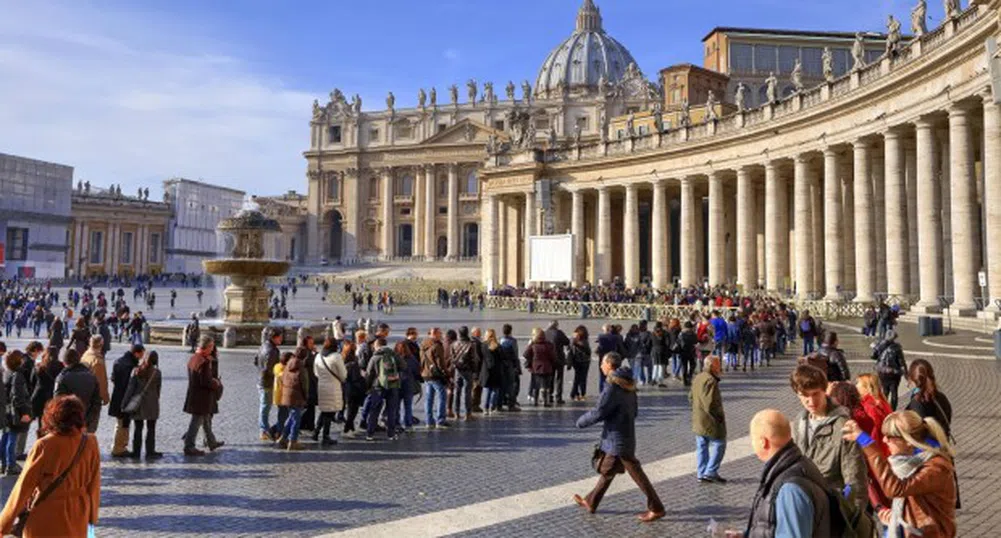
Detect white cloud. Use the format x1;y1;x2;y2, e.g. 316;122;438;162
0;2;314;198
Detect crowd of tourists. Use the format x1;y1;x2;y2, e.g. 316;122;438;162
490;281;757;307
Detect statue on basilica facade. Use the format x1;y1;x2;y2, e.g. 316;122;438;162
329;88;346;106
418;88;427;109
706;91;719;121
84;181;91;194
573;123;582;146
597;73;608;97
653;104;664;131
886;15;902;56
521;80;532;103
312;99;322;120
791;58;804;92
144;187;150;200
735;83;747;112
506;81;516;101
680;100;691;127
626;113;636;137
851;33;867;71
386;92;395;113
483;82;495;104
467;79;478;104
944;0;960;19
524;122;537;149
822;47;835;82
912;0;927;36
548;128;558;148
450;84;459;107
765;72;779;104
429;87;437;108
76;180;83;192
351;94;362;115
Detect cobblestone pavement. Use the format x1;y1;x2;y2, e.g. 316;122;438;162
1;288;999;537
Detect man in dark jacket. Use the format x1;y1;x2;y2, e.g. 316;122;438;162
872;329;906;409
255;329;281;440
573;352;665;523
48;316;64;354
595;325;625;393
743;409;832;538
108;344;143;457
817;331;850;383
450;327;477;420
183;335;223;456
544;320;570;405
54;348;103;434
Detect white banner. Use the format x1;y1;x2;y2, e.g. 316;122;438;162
528;234;573;283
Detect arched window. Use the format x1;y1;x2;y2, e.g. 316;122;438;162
464;171;478;194
757;85;769;105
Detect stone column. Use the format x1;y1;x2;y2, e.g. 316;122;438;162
524;190;536;286
794;155;813;298
424;166;436;258
884;129;910;297
708;172;726;286
984;93;1001;313
939;128;953;297
596;186;612;284
841;159;856;292
485;194;499;288
853;140;876;302
651;180;668;289
413;169;424;259
624;184;640;288
811;171;825;294
905;139;920;296
680;177;697;287
736;167;757;290
765;161;788;292
872;149;887;293
571;189;586;286
306;173;320;263
823;149;844;300
913;118;943;312
106;223;117;275
381;168;394;259
446;164;459;260
755;183;765;287
948;105;979;315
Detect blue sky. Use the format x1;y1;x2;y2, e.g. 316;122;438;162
0;0;934;198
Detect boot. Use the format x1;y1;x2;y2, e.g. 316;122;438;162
287;440;305;451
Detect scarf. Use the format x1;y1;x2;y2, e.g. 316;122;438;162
886;450;934;537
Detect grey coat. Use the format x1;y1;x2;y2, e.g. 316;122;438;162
120;368;162;421
54;363;103;431
792;400;867;508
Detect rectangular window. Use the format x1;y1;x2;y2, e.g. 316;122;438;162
801;47;824;77
493;120;505;131
865;49;882;64
437;123;447;133
120;231;133;264
778;46;799;74
438;178;447;197
327;177;340;201
328;125;342;143
754;45;777;73
400;176;414;196
289;238;296;260
396;123;413;139
89;231;104;264
150;233;161;264
368;128;380;143
438;206;448;215
5;228;28;261
400;208;412;216
638;125;648;135
533;117;550;130
730;43;753;73
575;116;589;132
833;49;850;77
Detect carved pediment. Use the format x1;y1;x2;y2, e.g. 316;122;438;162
421;119;506;146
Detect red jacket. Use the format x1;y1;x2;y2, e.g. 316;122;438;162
183;351;220;416
523;340;556;376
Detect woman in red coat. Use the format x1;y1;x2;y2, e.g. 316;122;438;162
856;373;894;510
522;328;556;407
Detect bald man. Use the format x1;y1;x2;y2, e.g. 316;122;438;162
744;410;832;538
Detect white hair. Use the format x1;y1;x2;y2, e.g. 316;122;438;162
703;355;720;371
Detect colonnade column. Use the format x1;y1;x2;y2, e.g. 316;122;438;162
884;129;909;296
524;190;536;286
413;169;424;259
823;148;843;300
913;118;943;311
984;93;1001;313
623;184;640;288
571;189;586;286
446;164;459;260
736;167;756;289
905;140;920;296
794;155;813;298
811;170;825;294
650;180;668;289
872;149;886;293
948;105;978;315
852;141;876;302
765;162;787;292
381;168;394;259
841;159;856;292
680;177;697;287
596;186;612;284
424;166;436;258
485;194;499;288
708;172;726;286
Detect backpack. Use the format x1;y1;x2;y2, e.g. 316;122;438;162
800;319;812;334
827;488;877;538
696;323;710;344
798;353;828;373
377;352;401;388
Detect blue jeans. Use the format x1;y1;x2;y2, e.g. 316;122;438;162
424;380;447;425
635;355;652;384
1;431;17;468
282;407;304;441
258;387;273;433
671;354;682;377
454;370;474;418
696;435;727;479
367;388;400;437
485;388;501;410
802;336;816;356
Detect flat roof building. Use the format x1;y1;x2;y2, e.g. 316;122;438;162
163;178;245;274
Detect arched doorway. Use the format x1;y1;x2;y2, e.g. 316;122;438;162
463;223;479;257
436;236;448;259
397;224;413;257
328;211;343;261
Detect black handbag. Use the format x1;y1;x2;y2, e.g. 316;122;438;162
11;434;89;537
590;443;605;473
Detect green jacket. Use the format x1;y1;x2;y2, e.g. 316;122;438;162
690;371;726;440
792;399;868;508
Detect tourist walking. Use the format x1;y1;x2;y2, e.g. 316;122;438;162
544;321;570;404
30;346;63;437
798;310;819;355
68;318;90;358
0;395;101;538
341;341;367;436
873;330;907;409
817;331;850;382
182;335;224;456
53;349;102;434
691;355;727;483
499;324;521;411
572;352;665;523
121;350;162;459
314;337;346;446
677;321;698;387
255;329;281;440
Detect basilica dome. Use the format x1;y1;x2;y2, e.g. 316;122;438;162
534;0;639;98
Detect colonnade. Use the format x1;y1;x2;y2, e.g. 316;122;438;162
485;94;1001;316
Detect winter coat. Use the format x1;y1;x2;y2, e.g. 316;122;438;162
366;348;405;390
479;342;504;390
183;351;220;416
595;332;624;360
108;351;139;418
745;442;833;538
874;340;907;380
690;371;726;440
523;339;556;376
80;350;109;405
544;328;570;367
756;320;776;349
420;339;449;382
48;317;64;349
342;356;367;401
53;364;102;430
30;360;63;418
576;367;638;457
69;327;90;357
450;339;477;373
861;443;957;538
280;358;309;408
676;328;698;362
650;329;669;366
568;339;591;369
314;352;346;413
817;346;850;382
120;367;162;421
255;340;280;389
906;390;953;440
792;400;868;508
3;371;31;433
304;349;319;406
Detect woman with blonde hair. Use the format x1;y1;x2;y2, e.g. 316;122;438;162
480;329;504;414
843;410;957;538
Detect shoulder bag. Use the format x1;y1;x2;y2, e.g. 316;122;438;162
319;354;344;384
11;434;89;537
122;370;155;415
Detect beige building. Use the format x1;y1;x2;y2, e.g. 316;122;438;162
68;184;171;277
253;191;308;263
303;0;661;264
480;0;1001;318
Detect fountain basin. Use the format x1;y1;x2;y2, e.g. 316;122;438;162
203;259;291;278
149;318;329;348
